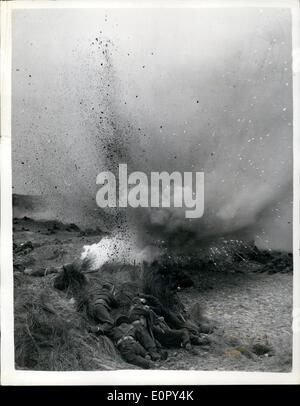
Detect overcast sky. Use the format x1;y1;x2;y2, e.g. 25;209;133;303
12;7;293;251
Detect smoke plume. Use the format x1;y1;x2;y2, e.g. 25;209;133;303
12;8;293;258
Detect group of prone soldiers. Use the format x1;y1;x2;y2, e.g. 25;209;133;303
87;283;211;369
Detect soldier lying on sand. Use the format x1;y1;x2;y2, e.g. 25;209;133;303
54;262;118;334
87;282;118;334
133;293;186;329
129;298;210;352
90;316;161;368
108;321;155;369
135;293;214;334
54;261;212;368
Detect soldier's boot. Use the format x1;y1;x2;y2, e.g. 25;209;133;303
159;350;168;361
133;355;155;369
199;322;215;334
120;347;154;369
148;350;161;361
181;329;192;350
191;333;211;346
183;342;200;355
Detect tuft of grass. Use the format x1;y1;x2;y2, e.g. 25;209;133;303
14;274;125;370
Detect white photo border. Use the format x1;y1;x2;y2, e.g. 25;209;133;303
1;0;299;385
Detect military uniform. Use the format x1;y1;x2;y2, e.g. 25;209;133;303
87;284;118;332
137;294;204;335
129;299;204;350
105;322;155;369
151;317;191;349
136;293;186;330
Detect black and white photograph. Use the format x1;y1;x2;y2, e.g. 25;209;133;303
1;0;299;385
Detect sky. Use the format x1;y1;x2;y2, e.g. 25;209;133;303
12;7;293;251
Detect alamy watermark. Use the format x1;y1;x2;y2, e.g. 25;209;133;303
96;164;204;219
